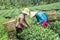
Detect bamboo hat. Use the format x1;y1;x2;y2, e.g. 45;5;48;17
30;11;37;18
22;8;30;15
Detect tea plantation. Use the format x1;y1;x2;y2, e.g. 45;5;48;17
0;2;60;40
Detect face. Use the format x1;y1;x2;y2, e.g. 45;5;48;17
23;12;27;15
25;14;27;15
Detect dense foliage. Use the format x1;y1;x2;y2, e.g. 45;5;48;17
19;26;59;40
0;0;60;9
47;21;60;36
0;17;9;40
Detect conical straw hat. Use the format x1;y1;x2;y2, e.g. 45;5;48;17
30;11;37;18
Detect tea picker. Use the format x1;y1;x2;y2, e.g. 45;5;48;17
30;12;48;28
15;8;30;40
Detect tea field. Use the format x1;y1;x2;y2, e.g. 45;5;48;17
0;2;60;40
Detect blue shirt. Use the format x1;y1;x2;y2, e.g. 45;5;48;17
35;12;48;20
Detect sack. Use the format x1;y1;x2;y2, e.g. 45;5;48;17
3;19;16;32
45;10;56;21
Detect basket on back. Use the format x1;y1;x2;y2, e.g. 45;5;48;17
45;10;56;22
3;19;16;32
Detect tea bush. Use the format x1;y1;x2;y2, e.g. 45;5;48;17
20;25;59;40
0;17;9;40
47;21;60;36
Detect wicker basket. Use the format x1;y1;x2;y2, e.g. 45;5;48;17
3;19;16;32
45;10;56;21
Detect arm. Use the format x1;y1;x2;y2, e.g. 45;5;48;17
24;19;30;27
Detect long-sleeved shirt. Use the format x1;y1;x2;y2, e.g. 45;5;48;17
35;12;48;24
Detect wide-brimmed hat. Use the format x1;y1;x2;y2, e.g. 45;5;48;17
22;8;30;15
30;11;37;18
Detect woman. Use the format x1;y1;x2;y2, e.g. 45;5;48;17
30;11;48;28
16;8;30;40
